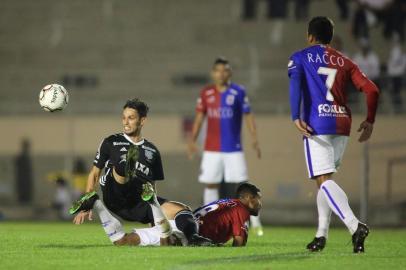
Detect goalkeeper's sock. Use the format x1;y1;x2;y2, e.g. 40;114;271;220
93;200;125;242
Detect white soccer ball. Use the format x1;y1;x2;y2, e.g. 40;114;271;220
39;84;69;112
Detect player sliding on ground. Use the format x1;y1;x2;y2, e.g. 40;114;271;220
71;182;262;247
70;98;212;246
288;17;379;253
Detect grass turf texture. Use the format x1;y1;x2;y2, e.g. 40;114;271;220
0;222;405;270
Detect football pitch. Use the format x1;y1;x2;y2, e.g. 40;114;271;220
1;222;405;270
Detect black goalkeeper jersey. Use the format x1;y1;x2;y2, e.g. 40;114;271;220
92;133;166;221
93;133;164;182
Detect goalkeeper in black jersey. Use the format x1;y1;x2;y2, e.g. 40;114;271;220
70;98;212;246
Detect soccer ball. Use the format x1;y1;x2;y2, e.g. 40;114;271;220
39;84;69;112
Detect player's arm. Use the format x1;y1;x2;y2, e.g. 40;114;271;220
230;209;249;247
187;92;206;159
86;166;101;193
73;139;109;224
241;91;261;159
351;63;380;142
288;56;313;137
232;235;247;247
244;113;261;159
190;111;205;145
151;148;164;182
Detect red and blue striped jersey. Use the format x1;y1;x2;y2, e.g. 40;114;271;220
288;44;373;136
196;83;251;152
193;199;250;244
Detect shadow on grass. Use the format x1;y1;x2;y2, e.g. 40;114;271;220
38;244;111;249
176;251;312;268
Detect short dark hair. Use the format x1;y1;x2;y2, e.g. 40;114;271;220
213;57;232;70
308;16;334;44
236;182;261;198
123;98;149;118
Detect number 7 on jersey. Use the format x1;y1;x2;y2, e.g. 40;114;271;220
317;67;337;102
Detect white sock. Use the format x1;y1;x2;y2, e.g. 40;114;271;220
320;180;359;234
149;194;171;238
203;187;219;205
93;200;125;242
315;189;332;238
250;215;262;228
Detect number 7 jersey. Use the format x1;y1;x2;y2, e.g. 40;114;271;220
288;44;370;136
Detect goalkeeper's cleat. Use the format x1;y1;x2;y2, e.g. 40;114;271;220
125;145;140;180
141;182;155;202
252;226;264;236
69;191;99;215
352;223;369;253
188;234;215;247
306;236;326;252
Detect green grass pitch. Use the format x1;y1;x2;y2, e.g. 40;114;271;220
0;222;405;270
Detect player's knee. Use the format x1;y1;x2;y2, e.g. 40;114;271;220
315;173;334;188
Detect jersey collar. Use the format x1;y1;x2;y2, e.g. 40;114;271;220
122;133;145;145
214;83;231;94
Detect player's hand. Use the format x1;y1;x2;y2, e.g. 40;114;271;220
294;119;313;138
73;210;93;225
252;140;261;159
187;141;199;160
357;121;373;142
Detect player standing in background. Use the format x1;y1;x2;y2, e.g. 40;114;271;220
288;17;379;253
187;58;263;235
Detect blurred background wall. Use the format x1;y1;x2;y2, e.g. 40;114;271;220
0;0;405;225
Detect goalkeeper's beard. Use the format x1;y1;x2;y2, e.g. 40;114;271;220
124;125;142;137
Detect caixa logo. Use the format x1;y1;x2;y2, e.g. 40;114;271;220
318;104;347;115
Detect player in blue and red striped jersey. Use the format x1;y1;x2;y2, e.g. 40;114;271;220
288;17;379;253
188;57;263;235
193;183;262;246
131;182;262;247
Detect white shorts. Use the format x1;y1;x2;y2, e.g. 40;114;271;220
303;135;348;179
198;151;248;184
134;220;187;246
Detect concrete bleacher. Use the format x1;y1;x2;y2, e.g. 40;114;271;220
0;0;398;115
